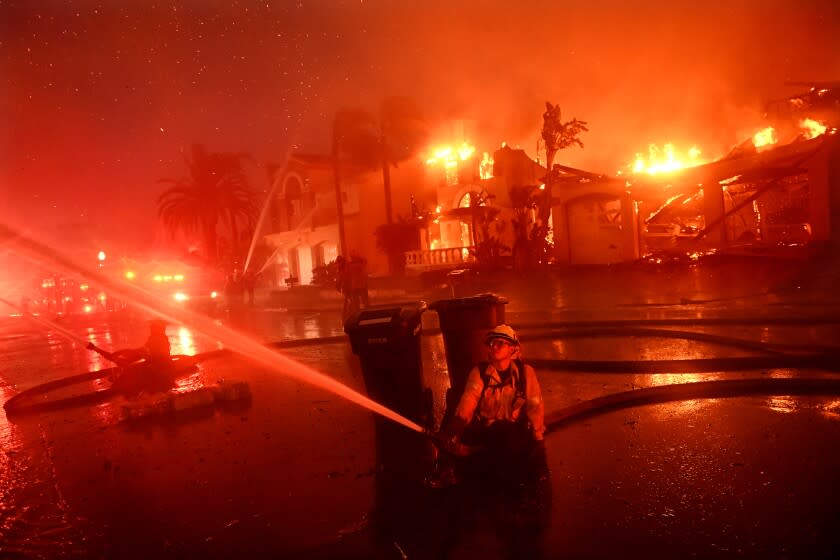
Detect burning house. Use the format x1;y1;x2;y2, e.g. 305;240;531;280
627;85;840;259
546;165;640;265
261;86;840;285
548;85;840;264
407;142;509;272
634;133;840;258
262;153;431;285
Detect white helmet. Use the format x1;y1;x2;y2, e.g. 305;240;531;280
485;324;519;346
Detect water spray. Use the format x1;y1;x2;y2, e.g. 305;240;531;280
257;246;282;276
242;183;276;274
0;296;89;346
0;222;425;434
243;196;318;274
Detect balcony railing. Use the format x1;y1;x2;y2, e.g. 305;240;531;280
404;246;476;271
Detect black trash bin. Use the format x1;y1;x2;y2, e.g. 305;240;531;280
429;293;508;422
345;302;433;532
344;301;428;425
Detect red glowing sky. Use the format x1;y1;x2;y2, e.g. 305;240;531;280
1;0;839;252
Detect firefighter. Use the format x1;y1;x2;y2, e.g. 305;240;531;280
432;324;547;486
87;319;174;394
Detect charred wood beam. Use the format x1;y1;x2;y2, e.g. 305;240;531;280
550;163;608;181
722;166;808;186
644;193;691;225
693;178;782;242
693;152;817;242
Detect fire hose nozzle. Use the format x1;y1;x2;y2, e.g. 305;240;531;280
422;428;473;457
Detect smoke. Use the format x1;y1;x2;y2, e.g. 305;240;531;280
343;0;840;171
2;0;839;247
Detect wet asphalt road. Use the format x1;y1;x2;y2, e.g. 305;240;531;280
544;397;840;560
2;257;840;559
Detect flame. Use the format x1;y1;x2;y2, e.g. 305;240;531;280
479;152;494;180
800;118;827;139
426;142;476;167
752;126;777;150
426;142;477;186
630;143;704;175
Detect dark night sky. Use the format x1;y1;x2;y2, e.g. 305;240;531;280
1;0;839;254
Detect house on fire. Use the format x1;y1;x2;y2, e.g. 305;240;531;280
260;91;840;287
548;131;840;264
633;133;840;257
628;85;840;259
262;153;433;285
543;85;840;264
261;143;547;286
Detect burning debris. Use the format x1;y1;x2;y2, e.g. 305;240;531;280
625;84;839;260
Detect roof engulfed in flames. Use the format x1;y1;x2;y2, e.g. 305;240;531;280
627;143;705;175
623;116;833;177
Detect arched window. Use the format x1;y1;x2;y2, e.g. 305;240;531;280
457;190;487;208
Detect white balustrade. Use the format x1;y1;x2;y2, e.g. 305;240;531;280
404;247;476;270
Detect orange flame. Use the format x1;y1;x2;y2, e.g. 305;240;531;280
426;142;476;167
479;152;494;180
800;118;827;139
629;143;704;175
426;142;477;185
752;126;777;150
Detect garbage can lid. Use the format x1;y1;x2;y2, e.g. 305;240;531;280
429;292;508;311
344;301;427;332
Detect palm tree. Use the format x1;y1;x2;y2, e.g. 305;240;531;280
157;144;257;266
374;217;421;276
332;108;379;257
540;102;588;224
332;97;428;254
379;96;428;224
509;184;553;271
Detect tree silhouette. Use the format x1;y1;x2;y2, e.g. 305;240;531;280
331;97;428;256
374;216;422;275
509;184;551;271
157;144;257;268
379;96;428;224
540;102;588;224
332;108;379;256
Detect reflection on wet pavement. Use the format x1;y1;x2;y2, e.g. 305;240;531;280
1;257;840;557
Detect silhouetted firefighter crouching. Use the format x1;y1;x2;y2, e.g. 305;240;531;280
86;319;175;394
